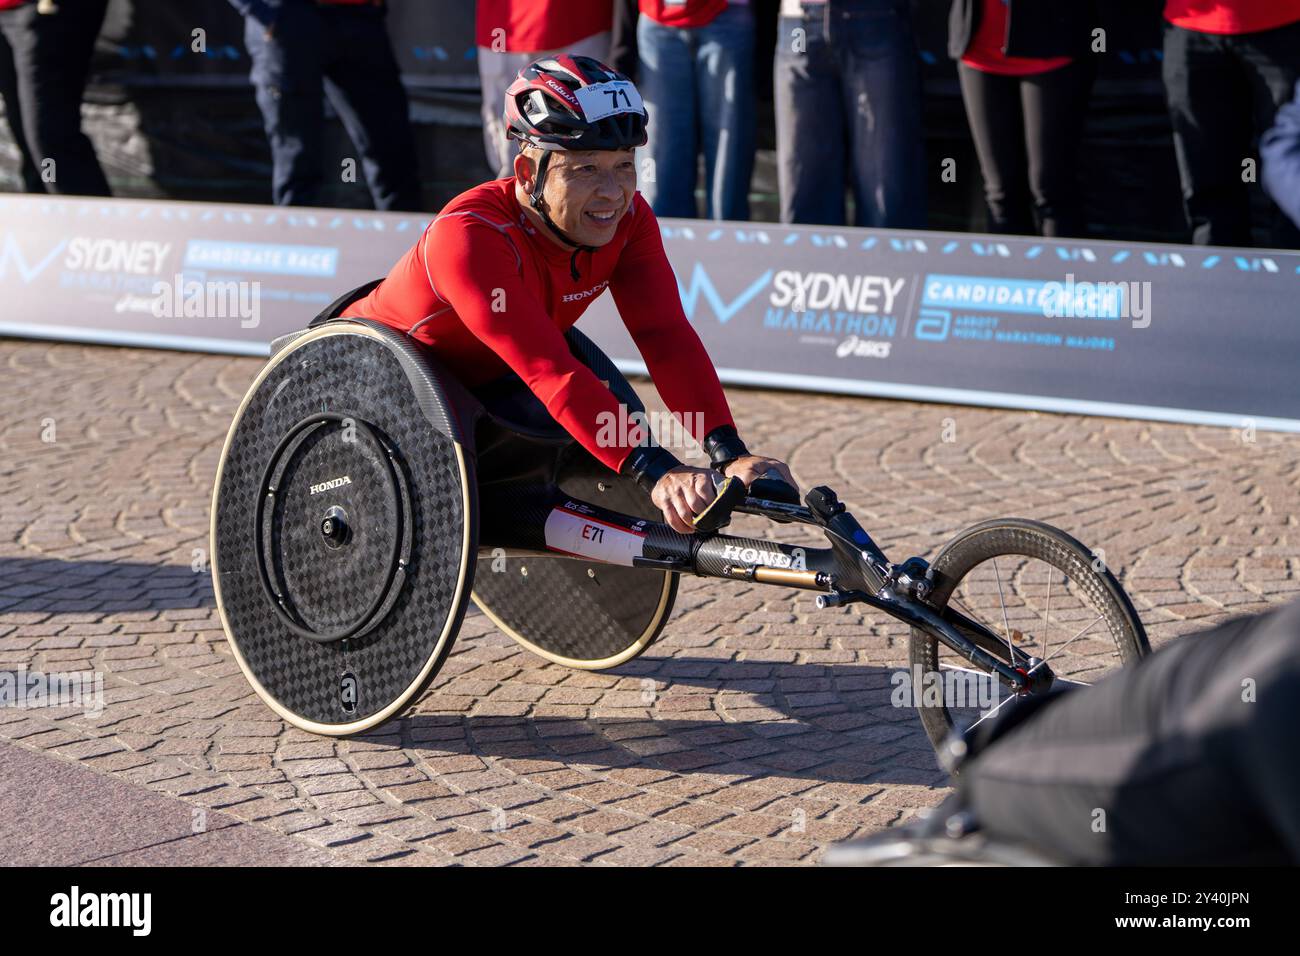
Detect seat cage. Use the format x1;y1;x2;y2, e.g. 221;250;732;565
271;281;663;535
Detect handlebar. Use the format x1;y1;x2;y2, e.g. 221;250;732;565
690;471;801;534
669;477;1033;695
688;474;891;595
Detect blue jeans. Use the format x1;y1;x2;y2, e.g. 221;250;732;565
774;0;926;228
636;3;755;220
244;0;420;210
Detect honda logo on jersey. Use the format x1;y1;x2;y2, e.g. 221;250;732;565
562;279;609;303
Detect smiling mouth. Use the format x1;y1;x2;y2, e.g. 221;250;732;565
585;210;619;225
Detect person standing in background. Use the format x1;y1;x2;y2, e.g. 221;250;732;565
1262;80;1300;230
609;0;640;79
0;0;110;196
949;0;1097;237
476;0;613;178
774;0;925;228
230;0;421;211
633;0;755;220
1162;0;1300;247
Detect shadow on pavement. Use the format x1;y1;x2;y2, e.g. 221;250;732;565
0;556;213;614
382;654;948;787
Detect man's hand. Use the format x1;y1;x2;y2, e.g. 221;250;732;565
651;465;717;534
721;455;798;494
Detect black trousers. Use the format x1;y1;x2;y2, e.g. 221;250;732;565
1163;20;1300;248
472;372;564;434
0;0;110;196
958;59;1094;238
960;599;1300;865
243;1;420;211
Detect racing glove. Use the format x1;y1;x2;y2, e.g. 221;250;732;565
702;424;750;473
620;444;683;495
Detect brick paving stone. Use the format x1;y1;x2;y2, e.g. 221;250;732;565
735;838;820;863
614;819;695;848
677;830;757;857
425;828;502;857
52;738;126;760
460;842;537;867
540;833;622;862
662;851;737;867
4;340;1298;866
372;817;456;843
296;824;373;849
360;766;430;788
564;808;644;835
298;775;365;798
384;780;454;805
595;845;683;866
260;811;332;836
311;790;385;814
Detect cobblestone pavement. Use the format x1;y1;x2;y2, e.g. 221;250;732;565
2;339;1297;866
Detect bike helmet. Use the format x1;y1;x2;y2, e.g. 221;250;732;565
504;55;648;272
505;54;648;153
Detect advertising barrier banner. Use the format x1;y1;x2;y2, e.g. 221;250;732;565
1;194;1296;431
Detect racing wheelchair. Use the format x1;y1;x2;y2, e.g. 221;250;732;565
210;290;1150;747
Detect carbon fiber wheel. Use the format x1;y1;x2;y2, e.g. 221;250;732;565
473;557;677;669
211;323;477;736
908;518;1149;754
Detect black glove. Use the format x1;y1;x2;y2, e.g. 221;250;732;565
702;424;749;473
619;444;683;495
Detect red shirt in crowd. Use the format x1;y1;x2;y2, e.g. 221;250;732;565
638;0;729;29
475;0;614;52
342;178;735;473
961;0;1072;76
1165;1;1300;34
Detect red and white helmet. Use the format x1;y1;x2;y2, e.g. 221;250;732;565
504;55;648;152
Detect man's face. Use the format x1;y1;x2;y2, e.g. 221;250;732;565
519;147;637;247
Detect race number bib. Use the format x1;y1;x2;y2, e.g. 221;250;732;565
574;80;645;123
544;506;646;566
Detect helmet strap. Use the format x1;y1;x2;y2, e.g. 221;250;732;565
528;147;594;280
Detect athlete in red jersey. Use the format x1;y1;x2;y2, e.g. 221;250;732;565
344;55;794;533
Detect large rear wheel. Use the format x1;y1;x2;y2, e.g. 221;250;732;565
211;322;478;736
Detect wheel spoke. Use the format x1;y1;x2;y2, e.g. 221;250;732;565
943;593;1018;672
1052;677;1092;690
992;557;1015;662
969;689;1019;729
1043;562;1053;662
920;531;1142;756
945;593;989;637
953;614;1106;731
1028;614;1104;673
937;663;988;676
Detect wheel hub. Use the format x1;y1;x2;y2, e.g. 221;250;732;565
255;413;412;644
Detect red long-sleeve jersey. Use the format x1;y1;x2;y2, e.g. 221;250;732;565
342;178;735;473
